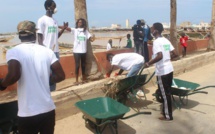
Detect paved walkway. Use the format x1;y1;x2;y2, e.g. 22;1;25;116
55;61;215;134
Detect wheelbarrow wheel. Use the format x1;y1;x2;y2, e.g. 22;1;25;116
117;94;127;104
85;119;96;129
83;115;96;129
155;89;163;103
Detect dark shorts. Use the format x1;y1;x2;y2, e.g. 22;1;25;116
18;110;55;134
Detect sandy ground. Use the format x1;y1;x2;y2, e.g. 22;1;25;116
54;62;215;134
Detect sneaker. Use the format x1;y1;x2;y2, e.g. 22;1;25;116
158;116;173;122
136;90;144;97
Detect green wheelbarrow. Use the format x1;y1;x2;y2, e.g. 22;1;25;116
154;78;215;109
75;97;151;134
0;101;18;134
115;67;155;104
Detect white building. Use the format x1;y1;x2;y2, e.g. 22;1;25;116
162;23;170;29
126;19;130;28
192;22;210;30
111;24;121;29
199;22;210;28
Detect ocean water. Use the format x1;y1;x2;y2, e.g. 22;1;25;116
0;31;133;47
0;31;133;64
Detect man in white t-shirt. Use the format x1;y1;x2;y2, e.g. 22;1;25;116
106;53;144;77
145;23;178;121
0;21;65;134
37;0;68;91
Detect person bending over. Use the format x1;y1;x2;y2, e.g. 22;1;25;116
106;53;144;77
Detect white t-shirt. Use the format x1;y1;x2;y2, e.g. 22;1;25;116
70;28;91;53
152;37;174;76
106;43;112;51
6;43;57;117
111;53;144;70
37;15;59;52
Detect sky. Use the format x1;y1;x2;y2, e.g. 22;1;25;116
0;0;213;33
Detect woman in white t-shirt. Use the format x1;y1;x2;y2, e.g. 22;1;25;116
106;39;112;51
65;18;94;85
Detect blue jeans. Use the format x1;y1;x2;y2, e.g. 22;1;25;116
50;52;60;92
134;40;143;54
127;62;144;77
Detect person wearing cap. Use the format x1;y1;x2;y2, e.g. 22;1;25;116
140;19;153;62
37;0;68;91
145;22;178;121
0;20;65;134
132;20;144;54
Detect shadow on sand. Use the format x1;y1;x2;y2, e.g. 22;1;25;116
84;118;136;134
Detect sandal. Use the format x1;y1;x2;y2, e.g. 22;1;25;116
73;82;80;86
81;80;88;84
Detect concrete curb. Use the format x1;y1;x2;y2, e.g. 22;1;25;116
53;50;215;120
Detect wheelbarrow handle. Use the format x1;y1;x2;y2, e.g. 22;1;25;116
121;112;151;120
195;85;215;91
188;91;208;95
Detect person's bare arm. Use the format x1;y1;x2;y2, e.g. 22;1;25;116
58;22;69;38
0;60;21;90
145;52;163;67
118;69;124;75
89;34;95;42
59;26;71;32
50;61;65;84
170;50;179;60
38;33;44;45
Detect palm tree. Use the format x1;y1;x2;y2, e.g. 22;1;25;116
74;0;103;80
170;0;178;53
207;0;215;51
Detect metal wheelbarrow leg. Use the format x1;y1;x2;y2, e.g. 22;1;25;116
116;67;155;104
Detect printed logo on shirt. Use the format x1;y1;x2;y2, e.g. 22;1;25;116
48;26;57;33
163;44;170;51
77;36;86;41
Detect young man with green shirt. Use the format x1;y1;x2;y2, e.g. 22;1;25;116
125;34;132;48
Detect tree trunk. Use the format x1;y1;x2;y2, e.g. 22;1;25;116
170;0;178;53
74;0;103;80
207;0;215;51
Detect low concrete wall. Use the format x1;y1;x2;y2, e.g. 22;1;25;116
0;39;209;94
60;39;209;79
